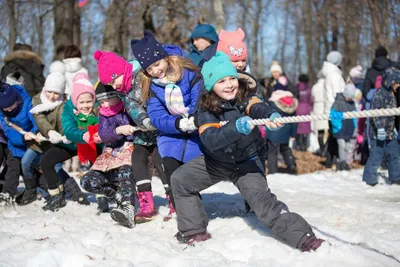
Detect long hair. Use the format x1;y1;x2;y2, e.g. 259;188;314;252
200;79;252;116
140;56;199;104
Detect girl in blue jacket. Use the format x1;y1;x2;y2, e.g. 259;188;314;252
131;31;203;221
169;52;324;252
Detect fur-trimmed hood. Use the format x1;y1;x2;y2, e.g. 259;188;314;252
269;90;298;114
4;50;43;65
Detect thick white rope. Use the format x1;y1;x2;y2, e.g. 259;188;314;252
246;107;400;126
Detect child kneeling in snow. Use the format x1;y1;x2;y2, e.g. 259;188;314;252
80;83;136;228
171;52;324;251
362;67;400;186
329;83;358;171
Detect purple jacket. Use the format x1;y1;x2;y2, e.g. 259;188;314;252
296;82;312;134
98;111;135;149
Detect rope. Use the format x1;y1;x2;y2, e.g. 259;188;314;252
245;107;400;126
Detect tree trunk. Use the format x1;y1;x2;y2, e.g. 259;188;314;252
102;0;130;57
368;0;385;47
53;0;75;56
7;0;16;51
251;0;262;77
303;0;314;82
212;0;225;33
73;1;81;48
329;0;339;51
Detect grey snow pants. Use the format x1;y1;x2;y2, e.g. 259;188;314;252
171;155;315;249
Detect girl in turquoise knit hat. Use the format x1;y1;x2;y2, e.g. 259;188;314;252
170;51;325;252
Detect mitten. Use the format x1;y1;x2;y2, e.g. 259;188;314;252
267;112;283;131
236;116;254;135
177;117;190;132
377;128;386;141
48;130;63;144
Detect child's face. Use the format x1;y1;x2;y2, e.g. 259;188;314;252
45;91;61;103
232;60;246;71
146;59;168;79
193;38;212;51
76;93;94;115
99;97;120;108
2;102;17;112
213;76;239;101
109;75;123;90
272;71;281;80
392;82;400;91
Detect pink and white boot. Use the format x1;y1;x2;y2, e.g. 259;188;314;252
135;191;157;223
163;194;176;222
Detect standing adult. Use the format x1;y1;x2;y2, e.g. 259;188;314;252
296;74;312;151
1;43;45;97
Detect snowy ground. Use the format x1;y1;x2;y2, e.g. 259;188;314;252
0;168;400;267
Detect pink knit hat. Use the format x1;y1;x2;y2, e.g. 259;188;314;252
71;73;95;107
93;50;128;85
217;28;248;62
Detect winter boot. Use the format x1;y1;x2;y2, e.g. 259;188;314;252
175;231;212;245
300;236;325;252
288;165;298;175
0;191;16;208
42;185;66;212
336;161;350;171
110;201;135;228
64;177;90;205
163;194;176;222
96;195;109;213
17;177;38;206
135;191;157;223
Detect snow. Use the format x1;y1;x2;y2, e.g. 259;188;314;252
1;169;400;267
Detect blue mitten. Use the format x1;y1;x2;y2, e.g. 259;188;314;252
377;128;387;141
236;116;253;135
267;112;283;131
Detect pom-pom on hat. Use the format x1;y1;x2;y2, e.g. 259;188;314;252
71;73;95;107
0;81;19;109
130;31;169;70
93;50;127;85
217;28;248;62
201;51;239;91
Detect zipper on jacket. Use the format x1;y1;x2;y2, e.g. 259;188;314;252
180;138;189;162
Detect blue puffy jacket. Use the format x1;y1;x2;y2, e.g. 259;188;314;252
0;85;38;158
147;45;202;162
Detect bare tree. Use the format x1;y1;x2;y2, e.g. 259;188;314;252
212;0;225;33
7;0;16;50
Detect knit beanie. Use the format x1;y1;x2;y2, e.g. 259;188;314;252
217;28;248;61
95;82;119;101
326;51;342;66
93;50;127;85
375;46;388;58
201;51;239;91
71;73;95;107
191;24;219;43
0;82;19;109
44;61;66;94
270;61;282;74
349;65;363;79
6;72;24;86
343;83;357;99
130;31;169;70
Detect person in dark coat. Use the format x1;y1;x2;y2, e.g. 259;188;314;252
1;43;45;97
171;52;324;251
330;84;357;171
296;74;312;151
188;24;218;67
362;67;400;186
362;46;400;98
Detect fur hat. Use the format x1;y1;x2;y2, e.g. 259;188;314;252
130;31;169;70
93;50;128;85
326;51;342;66
217;28;248;62
6;72;24;86
0;82;19;109
71;73;95;107
270;61;282;74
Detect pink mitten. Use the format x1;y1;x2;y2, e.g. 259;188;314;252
356;135;364;145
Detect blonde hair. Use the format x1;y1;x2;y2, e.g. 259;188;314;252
140;56;199;103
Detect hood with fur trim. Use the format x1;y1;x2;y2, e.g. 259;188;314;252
269;90;298;114
4;50;43;65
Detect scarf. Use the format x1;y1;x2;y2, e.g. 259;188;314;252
75;112;99;164
120;63;133;94
30;90;64;114
99;100;124;117
164;84;189;117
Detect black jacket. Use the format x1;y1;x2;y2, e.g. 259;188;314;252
1;50;45;97
363;57;399;98
197;94;276;170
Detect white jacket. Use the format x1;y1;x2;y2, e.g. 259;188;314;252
311;78;329;131
63;57;88;97
322;61;345;114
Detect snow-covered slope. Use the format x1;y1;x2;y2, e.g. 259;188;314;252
0;169;399;267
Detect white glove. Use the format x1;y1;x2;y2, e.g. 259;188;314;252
142;118;156;131
48;130;63;144
116;125;135;136
178;117;190;132
186;116;197;132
